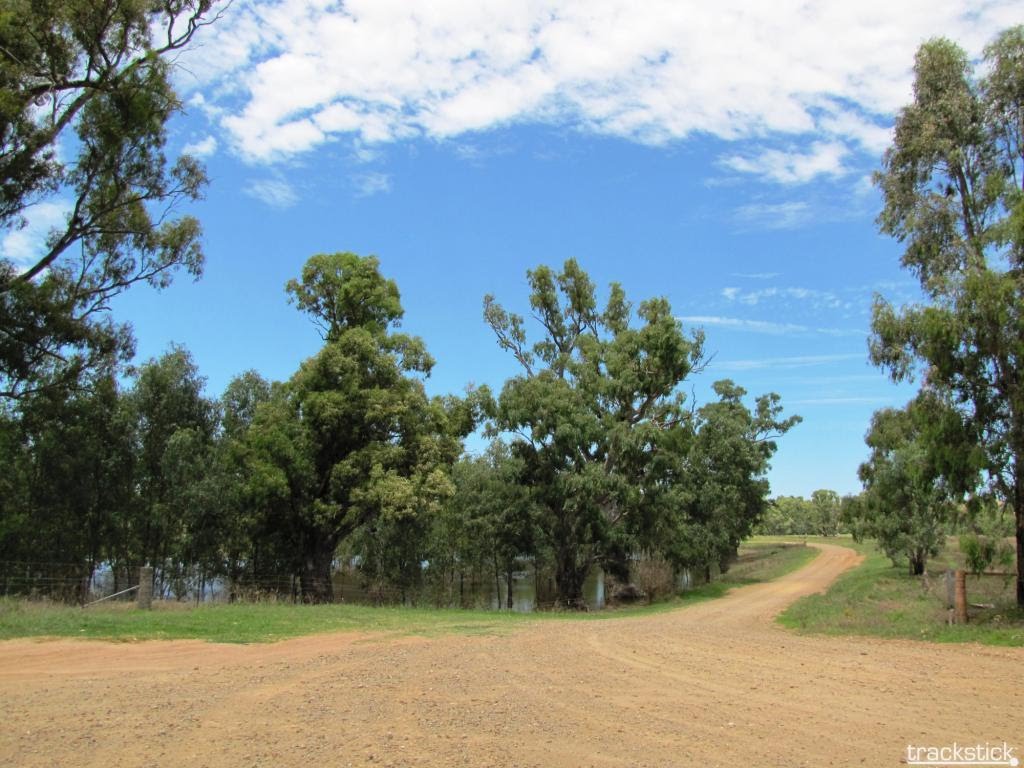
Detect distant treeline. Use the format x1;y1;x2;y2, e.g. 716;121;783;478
756;491;848;537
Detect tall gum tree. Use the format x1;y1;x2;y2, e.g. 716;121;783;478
242;253;478;603
870;26;1024;605
485;260;798;607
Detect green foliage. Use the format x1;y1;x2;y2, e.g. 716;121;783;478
759;491;847;536
424;442;538;608
485;260;798;605
852;395;957;575
236;253;478;602
663;380;801;575
125;347;217;580
959;533;1014;577
0;374;135;599
0;0;218;400
870;25;1024;604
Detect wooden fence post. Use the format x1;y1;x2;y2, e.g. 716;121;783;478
137;566;153;610
954;568;967;624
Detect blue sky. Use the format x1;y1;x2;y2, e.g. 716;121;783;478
9;0;1021;497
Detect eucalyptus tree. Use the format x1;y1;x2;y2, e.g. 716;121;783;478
125;346;216;583
240;253;477;602
485;260;797;606
852;395;964;575
675;380;800;576
431;441;537;608
0;0;220;400
0;375;134;599
870;26;1024;603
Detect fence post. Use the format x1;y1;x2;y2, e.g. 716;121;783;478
137;566;153;610
954;568;967;624
945;570;955;609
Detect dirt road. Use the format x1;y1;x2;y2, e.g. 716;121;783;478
2;543;1021;767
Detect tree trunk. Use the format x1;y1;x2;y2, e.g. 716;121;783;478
553;547;588;609
909;553;925;576
506;566;514;611
299;536;337;604
494;554;501;609
1016;502;1024;607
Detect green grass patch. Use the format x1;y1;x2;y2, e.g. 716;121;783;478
777;535;1024;647
0;589;731;643
0;598;545;644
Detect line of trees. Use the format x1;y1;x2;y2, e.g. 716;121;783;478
0;253;800;606
0;2;800;609
757;490;846;538
846;26;1024;601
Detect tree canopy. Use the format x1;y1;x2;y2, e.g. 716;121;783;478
237;252;478;602
850;394;959;575
0;0;218;401
485;259;798;606
870;26;1024;603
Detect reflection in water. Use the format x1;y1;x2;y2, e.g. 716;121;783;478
490;567;605;612
332;563;607;612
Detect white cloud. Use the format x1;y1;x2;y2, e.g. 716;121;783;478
733;202;812;230
0;201;71;270
721;141;849;184
244;177;299;208
680;314;862;338
723;286;845;310
183;135;219;157
680;315;809;335
818;110;892;155
178;0;1015;167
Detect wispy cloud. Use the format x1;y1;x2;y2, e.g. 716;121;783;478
680;315;809;335
178;1;1013;168
712;353;866;372
351;143;383;164
244;178;299;209
721;286;847;310
732;202;811;230
352;171;392;197
681;315;862;338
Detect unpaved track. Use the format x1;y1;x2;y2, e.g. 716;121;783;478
1;544;1021;767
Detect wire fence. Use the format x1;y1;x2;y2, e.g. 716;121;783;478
920;566;1018;611
0;560;562;610
0;558;689;611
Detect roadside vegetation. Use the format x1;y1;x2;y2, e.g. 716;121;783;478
0;541;812;643
779;536;1024;647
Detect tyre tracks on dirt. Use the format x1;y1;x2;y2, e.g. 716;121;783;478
1;543;1021;767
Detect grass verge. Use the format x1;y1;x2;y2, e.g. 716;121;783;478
0;542;816;644
777;536;1024;647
